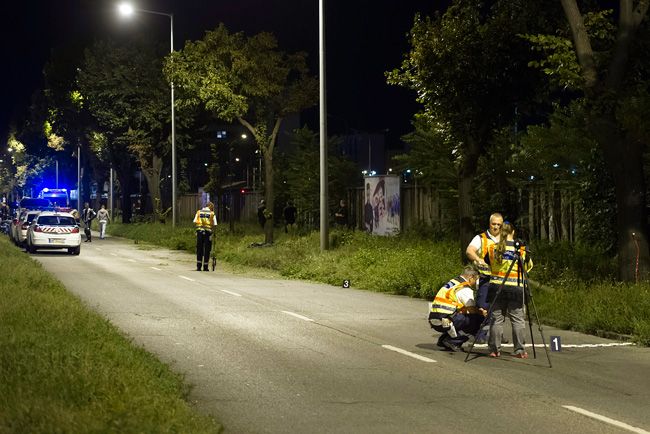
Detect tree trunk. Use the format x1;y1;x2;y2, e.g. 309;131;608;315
561;188;570;241
528;187;535;240
548;184;555;243
141;154;163;218
539;187;547;240
458;138;481;263
263;150;274;244
593;114;650;281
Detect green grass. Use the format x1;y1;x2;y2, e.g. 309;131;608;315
108;221;650;346
0;236;221;434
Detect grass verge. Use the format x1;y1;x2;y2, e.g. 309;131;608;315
0;236;221;433
108;222;650;346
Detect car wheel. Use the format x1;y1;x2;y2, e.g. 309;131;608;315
27;244;36;254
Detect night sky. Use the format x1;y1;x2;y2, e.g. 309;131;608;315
2;0;440;145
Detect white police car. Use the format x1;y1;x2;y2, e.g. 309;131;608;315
26;211;81;255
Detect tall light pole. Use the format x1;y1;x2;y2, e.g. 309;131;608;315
118;3;176;227
319;0;329;251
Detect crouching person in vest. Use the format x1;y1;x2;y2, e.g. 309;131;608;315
193;202;217;271
428;266;487;352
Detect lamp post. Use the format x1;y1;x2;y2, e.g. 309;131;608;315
319;0;329;251
118;3;176;227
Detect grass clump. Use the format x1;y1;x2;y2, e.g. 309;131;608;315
0;236;221;434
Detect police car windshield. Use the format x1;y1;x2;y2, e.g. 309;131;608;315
37;216;77;226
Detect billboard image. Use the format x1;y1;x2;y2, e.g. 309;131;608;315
362;175;400;236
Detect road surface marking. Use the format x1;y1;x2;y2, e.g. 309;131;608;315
562;405;649;434
127;259;137;263
150;267;161;271
471;343;634;348
281;311;314;322
221;289;242;297
179;275;195;282
382;345;437;363
110;253;118;257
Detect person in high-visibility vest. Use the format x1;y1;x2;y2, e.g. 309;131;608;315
465;212;503;343
428;266;486;352
193;202;217;271
485;221;533;359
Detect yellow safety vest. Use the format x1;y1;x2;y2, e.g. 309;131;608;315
430;277;472;316
487;242;533;288
193;208;214;232
477;231;496;277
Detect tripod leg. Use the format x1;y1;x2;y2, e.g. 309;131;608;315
464;258;518;362
527;291;553;368
520;255;552;368
525;297;537;359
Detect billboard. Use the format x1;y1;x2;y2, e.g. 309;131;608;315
362;175;400;236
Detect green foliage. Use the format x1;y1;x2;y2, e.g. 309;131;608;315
276;127;358;223
0;236;220;433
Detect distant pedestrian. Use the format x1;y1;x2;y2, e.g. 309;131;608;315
193;202;217;271
81;202;96;242
97;204;110;239
257;199;267;230
334;199;349;228
283;200;297;233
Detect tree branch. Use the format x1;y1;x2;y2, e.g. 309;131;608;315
560;0;598;89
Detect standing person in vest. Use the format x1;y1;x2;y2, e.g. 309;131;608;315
465;212;503;342
428;266;486;352
193;202;217;271
486;221;533;358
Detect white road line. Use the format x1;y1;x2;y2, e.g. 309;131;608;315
150;267;161;271
382;345;437;363
179;275;195;282
95;247;103;251
281;311;314;322
471;343;634;348
562;405;649;434
110;253;118;257
127;259;137;263
221;289;242;297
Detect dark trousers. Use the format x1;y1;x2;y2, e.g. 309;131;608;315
196;231;212;270
432;313;484;346
84;226;92;241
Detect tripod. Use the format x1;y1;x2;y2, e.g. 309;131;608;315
464;245;552;367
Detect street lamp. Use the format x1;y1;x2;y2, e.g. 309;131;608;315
118;2;177;227
319;0;328;251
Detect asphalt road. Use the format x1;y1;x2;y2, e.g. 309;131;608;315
30;234;650;434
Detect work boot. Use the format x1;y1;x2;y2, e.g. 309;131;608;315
441;337;462;352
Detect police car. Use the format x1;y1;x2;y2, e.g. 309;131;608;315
25;211;81;255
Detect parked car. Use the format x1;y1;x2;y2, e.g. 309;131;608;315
26;211;81;255
11;210;41;246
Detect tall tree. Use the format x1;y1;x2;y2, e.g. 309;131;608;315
560;0;650;280
78;38;172;219
165;24;318;243
388;0;549;259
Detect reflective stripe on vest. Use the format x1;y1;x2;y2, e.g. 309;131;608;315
194;210;214;231
488;242;533;287
478;231;495;276
430;277;471;316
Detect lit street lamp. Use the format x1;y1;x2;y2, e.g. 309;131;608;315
118;2;177;226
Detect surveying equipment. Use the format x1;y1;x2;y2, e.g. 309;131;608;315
464;241;552;367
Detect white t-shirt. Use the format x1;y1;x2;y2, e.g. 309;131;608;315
455;286;476;307
468;231;500;251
